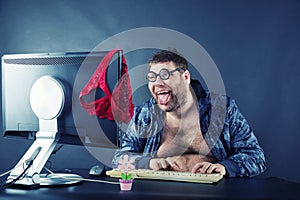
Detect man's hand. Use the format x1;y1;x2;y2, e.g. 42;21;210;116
149;156;187;171
191;161;226;175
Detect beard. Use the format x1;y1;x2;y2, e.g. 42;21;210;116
157;90;187;113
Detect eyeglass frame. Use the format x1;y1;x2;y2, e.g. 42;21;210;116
146;67;185;82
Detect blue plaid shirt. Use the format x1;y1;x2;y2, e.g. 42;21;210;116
113;82;266;177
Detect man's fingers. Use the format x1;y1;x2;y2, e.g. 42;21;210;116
150;158;163;170
150;158;172;171
153;160;161;171
191;162;203;173
160;158;169;169
167;156;187;171
200;163;212;173
206;164;218;174
192;162;226;175
191;162;212;173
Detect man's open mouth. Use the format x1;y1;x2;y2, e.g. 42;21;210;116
156;90;171;105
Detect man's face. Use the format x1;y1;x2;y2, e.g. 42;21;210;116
148;61;190;112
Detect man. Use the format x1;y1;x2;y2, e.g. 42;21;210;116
113;50;266;177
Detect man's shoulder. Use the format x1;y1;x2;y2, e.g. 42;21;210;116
132;98;157;120
198;90;237;113
134;97;156;111
198;90;228;102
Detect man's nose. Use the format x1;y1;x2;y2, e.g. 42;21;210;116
153;76;164;85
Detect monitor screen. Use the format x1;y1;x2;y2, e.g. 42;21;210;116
1;51;121;149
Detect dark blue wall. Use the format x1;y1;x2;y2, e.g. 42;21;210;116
1;0;300;183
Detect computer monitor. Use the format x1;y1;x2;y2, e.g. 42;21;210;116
1;50;122;187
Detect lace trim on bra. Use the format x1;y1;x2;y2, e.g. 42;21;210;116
79;49;134;124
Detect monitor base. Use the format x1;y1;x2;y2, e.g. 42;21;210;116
7;173;83;189
39;173;83;186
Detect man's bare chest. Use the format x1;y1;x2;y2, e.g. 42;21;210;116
157;121;212;157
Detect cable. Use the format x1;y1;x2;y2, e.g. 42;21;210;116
51;144;64;155
0;151;40;190
0;161;27;178
43;167;119;185
0;160;34;191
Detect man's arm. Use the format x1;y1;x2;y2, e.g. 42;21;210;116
188;98;266;177
218;99;267;177
112;127;153;169
112;100;163;169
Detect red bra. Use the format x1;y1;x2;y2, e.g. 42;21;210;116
79;49;134;124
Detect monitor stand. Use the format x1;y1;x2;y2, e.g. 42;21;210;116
6;76;82;188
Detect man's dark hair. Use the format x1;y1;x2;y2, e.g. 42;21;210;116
149;49;188;70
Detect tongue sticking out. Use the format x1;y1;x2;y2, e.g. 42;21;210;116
157;93;171;105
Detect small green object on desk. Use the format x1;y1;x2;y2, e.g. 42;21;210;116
121;172;132;180
119;173;134;191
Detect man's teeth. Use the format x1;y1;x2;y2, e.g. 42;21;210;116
156;91;169;95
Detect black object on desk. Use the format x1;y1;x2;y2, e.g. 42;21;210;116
1;169;300;200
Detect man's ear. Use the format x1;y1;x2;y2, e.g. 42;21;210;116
184;70;191;84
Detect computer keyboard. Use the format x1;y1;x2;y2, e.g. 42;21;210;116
106;169;223;184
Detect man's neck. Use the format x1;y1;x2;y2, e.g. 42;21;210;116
165;91;198;124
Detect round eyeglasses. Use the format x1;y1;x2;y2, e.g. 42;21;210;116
146;68;183;82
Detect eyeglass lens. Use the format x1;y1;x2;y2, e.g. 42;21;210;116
147;68;178;82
